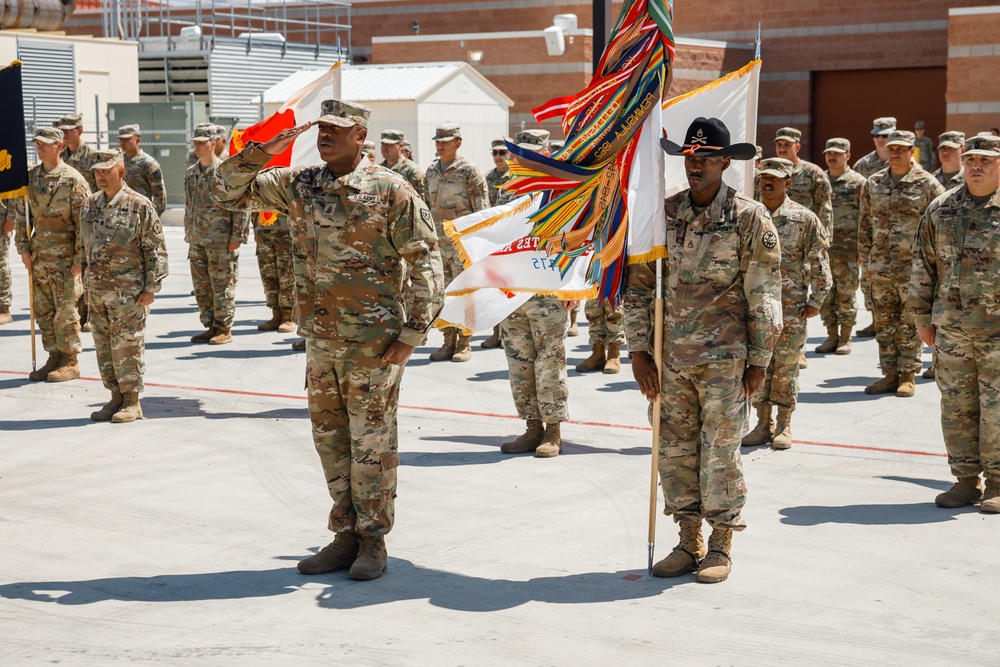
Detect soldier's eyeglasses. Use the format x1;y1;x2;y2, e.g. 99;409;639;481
492;150;508;156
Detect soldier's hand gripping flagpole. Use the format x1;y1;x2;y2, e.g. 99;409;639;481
647;257;663;573
24;196;36;372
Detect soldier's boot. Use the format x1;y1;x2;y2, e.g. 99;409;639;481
292;339;306;351
772;408;793;450
257;309;282;331
603;342;622;374
575;342;606;373
815;324;840;354
980;479;1000;514
895;371;916;398
348;535;388;581
296;531;360;574
856;321;876;337
696;527;733;584
208;327;233;345
922;364;935;379
567;308;579;337
865;372;899;395
112;391;144;423
741;404;774;447
835;325;853;355
500;419;544;454
47;353;80;383
481;325;502;349
79;299;91;333
651;517;706;578
429;330;456;361
935;476;983;508
798;352;809;369
534;422;563;458
451;334;473;362
90;387;124;422
0;306;13;325
277;309;297;334
190;327;216;343
28;353;61;381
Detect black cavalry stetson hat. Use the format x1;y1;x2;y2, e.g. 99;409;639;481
660;117;757;160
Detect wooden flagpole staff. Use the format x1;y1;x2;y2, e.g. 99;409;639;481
25;196;36;373
647;256;663;573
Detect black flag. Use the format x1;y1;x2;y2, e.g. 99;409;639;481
0;61;29;201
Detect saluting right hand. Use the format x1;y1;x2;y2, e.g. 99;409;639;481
261;122;313;156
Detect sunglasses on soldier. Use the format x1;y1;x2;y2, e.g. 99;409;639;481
492;149;508;156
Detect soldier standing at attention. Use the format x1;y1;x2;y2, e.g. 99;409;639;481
214;99;444;581
14;128;91;382
80;150;168;423
185;125;248;345
0;201;13;325
253;212;296;334
742;158;830;450
399;140;413;161
626;118;782;583
118;125;167;216
185;122;219;168
815;138;867;356
909;134;1000;513
425;123;489;363
859;130;945;398
212;124;228;159
480;138;512;349
913;121;937;173
379;130;426;202
934;131;966;190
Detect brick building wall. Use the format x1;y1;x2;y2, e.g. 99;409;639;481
946;6;1000;136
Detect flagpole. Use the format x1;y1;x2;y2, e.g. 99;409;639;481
25;196;36;372
647;256;663;573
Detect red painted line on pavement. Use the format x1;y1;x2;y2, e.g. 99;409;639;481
0;369;947;458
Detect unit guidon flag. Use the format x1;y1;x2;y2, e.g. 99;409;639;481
0;61;29;201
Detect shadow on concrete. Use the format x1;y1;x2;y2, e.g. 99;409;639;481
415;434;648;459
468;370;508;382
879;475;953;492
814;376;876;389
145;340;200;351
0;376;30;390
174;348;300;361
779;502;970;526
594;381;637;393
140;395;308;421
0;416;93;430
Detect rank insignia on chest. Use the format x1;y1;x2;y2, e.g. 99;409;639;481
762;230;778;249
349;193;379;205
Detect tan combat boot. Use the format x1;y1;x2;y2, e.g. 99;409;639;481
741;404;774;446
575;342;606;373
292;339;306;351
277;309;297;333
112;391;144;423
980;479;1000;514
772;408;793;450
534;422;562;458
603;342;622;374
857;321;876;337
935;477;982;508
349;535;388;580
651;517;706;578
567;308;579;337
209;327;233;345
429;330;456;361
922;364;935;379
835;324;853;355
47;353;80;382
90;387;124;421
696;527;733;584
257;309;281;331
190;327;216;343
815;324;839;354
865;372;899;395
451;334;472;362
0;306;12;325
297;531;360;574
896;371;916;398
28;353;60;381
798;351;808;369
481;325;502;349
501;419;544;454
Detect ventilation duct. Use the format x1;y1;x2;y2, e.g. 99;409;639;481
1;0;77;31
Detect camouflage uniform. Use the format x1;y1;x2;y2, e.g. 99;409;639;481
425;149;489;287
121;128;167;216
854;151;889;179
821;166;867;328
213;138;444;538
60;142;99;192
254;213;295;312
382;157;426;202
934;168;965;190
913;134;937;172
79;184;168;393
485;166;510;207
584;299;624;346
787;159;833;233
501;294;569;423
184;155;247;331
1;201;11;311
859;162;945;376
12;161;91;358
756;197;831;410
623;185;782;529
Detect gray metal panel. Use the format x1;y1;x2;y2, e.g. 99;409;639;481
17;38;76;135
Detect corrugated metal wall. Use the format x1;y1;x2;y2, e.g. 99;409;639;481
17;38;76;156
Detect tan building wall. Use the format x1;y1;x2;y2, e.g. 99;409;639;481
946;6;1000;136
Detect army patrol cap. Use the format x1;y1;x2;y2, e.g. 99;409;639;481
118;124;141;139
914;120;927;130
871;117;896;136
54;113;83;130
962;134;1000;158
885;130;916;148
754;145;763;160
938;131;966;149
774;127;802;143
432;123;462;141
549;139;565;151
316;99;371;129
380;129;405;144
515;129;550;150
33;127;63;144
362;140;376;156
823;138;851;154
192;126;214;142
400;140;412;151
491;138;506;149
758;157;794;178
91;149;125;170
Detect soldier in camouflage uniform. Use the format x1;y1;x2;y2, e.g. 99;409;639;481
909;134;1000;513
0;200;12;325
913;121;937;173
479;138;513;349
185;123;220;168
400;140;413;161
185;126;248;345
425;123;489;362
814;138;867;356
379;129;426;202
212;124;228;158
79;150;169;423
859;130;946;398
253;212;296;333
13;127;91;382
742;158;830;450
933;131;966;190
626;118;782;584
213;99;444;582
118;125;167;215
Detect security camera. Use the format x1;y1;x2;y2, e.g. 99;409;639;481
412;20;419;34
544;25;565;56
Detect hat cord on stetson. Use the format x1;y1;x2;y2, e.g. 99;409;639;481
683;144;724;154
